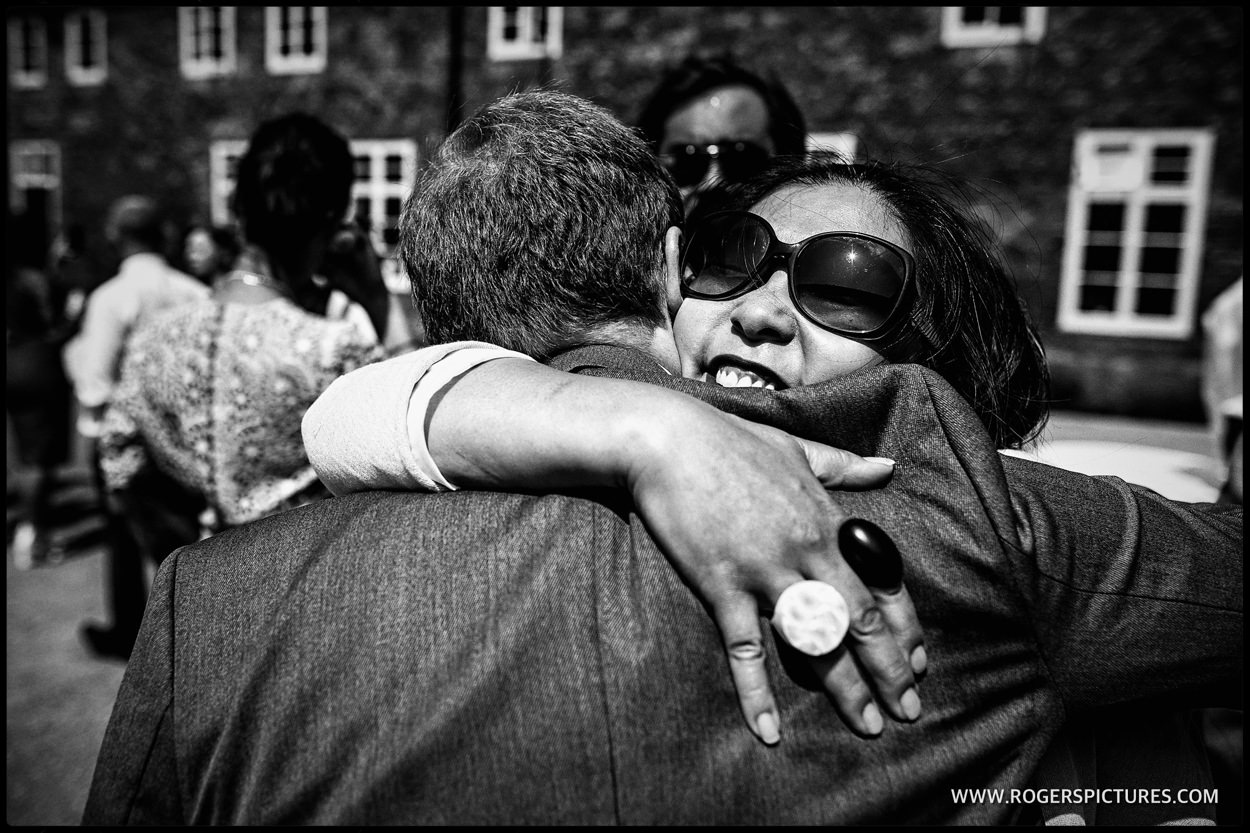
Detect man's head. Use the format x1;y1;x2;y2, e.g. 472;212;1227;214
637;56;807;210
104;195;165;255
401;90;683;361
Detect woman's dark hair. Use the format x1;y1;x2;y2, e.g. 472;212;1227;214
231;112;353;274
709;153;1050;449
636;55;807;156
206;224;242;261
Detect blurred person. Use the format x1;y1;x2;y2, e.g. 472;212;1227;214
95;112;386;564
49;223;92;325
86;92;1239;825
1202;276;1243;506
61;195;209;660
1198;273;1244;825
180;223;241;287
636;54;807;218
6;210;74;569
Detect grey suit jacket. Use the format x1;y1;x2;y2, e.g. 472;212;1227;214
84;348;1241;824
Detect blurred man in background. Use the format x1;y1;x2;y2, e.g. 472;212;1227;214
636;54;807;218
62;195;209;660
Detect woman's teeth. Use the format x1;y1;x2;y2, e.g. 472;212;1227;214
715;366;776;390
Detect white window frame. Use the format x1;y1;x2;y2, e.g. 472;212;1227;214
209;140;248;227
346;140;420;293
179;6;237;79
210;138;417;293
940;6;1047;48
9;140;62;227
1058;128;1214;340
9;15;48;89
487;6;563;62
64;9;108;86
807;132;859;162
265;6;327;75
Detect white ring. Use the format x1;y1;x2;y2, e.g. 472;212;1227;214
771;580;850;656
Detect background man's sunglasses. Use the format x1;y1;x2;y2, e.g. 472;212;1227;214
680;211;916;340
660;141;771;187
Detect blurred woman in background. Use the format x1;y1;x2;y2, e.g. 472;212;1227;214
180;223;240;288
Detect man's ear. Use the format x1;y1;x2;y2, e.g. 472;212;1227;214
663;225;683;319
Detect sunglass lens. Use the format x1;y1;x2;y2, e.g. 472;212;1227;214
683;215;770;297
717;142;770;183
794;237;907;333
665;147;711;187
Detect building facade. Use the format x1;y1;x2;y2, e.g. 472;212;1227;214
7;5;1243;421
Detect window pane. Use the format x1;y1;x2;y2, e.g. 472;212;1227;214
302;8;316;55
354;156;371;179
962;7;988;24
1139;246;1180;275
1151;145;1190;185
1135;288;1176;316
1082;245;1121;272
1079;285;1116;312
20;19;37;72
211;9;224;60
71;14;93;69
503;7;519;40
189;10;203;61
1087;202;1125;232
383;226;399;247
385;154;403;182
998;6;1023;25
1144;204;1185;233
280;7;292;56
355;197;371;222
385;197;402;220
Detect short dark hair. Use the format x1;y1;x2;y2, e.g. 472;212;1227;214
401;90;684;359
636;55;807;156
231;113;353;272
105;195;165;252
711;153;1050;449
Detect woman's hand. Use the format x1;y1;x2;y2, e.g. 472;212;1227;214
622;403;923;743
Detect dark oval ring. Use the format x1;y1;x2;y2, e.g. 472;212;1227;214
839;517;904;592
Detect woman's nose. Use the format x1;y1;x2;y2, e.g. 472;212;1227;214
699;153;725;190
729;270;797;343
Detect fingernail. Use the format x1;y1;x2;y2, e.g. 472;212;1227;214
911;645;928;675
757;711;780;745
862;702;884;735
900;688;921;721
864;457;895;467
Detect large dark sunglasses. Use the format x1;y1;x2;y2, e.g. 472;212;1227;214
681;211;915;340
660;140;771;187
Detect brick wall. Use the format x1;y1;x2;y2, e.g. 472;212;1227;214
7;6;1242;419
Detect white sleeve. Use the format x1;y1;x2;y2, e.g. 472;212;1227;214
404;346;537;491
302;341;535;495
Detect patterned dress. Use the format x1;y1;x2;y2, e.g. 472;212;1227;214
100;296;385;530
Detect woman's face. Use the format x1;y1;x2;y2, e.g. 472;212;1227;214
673;182;911;389
184;229;221;278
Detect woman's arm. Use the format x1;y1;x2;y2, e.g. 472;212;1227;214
303;342;534;495
303;349;921;744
